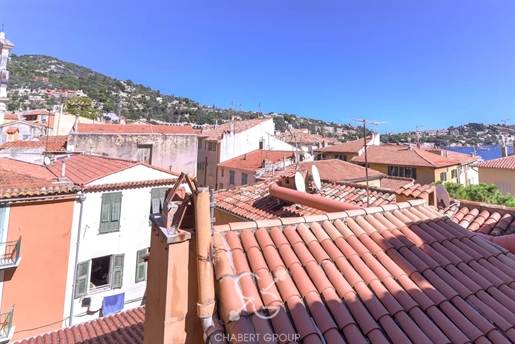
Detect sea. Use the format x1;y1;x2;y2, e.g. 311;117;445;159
444;145;514;161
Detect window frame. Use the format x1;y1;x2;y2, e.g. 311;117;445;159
440;172;447;182
229;170;235;185
150;187;167;214
74;253;125;298
99;192;122;234
242;173;248;185
135;248;149;283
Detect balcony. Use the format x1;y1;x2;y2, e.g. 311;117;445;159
0;237;21;270
0;306;14;342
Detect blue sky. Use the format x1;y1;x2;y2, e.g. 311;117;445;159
0;0;514;133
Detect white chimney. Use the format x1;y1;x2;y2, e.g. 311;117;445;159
501;145;508;158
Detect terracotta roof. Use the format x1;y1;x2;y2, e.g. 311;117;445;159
215;179;397;220
276;159;384;182
6;127;18;134
75;123;195;134
315;136;369;153
380;176;415;190
14;307;145;344
212;201;515;344
352;145;461;168
0;136;67;151
84;178;177;192
3;113;19;120
0;158;56;180
218;150;295;172
199;118;272;141
424;148;480;165
473;155;515;170
395;183;436;199
0;170;76;198
47;155;143;185
0;158;76;198
441;200;515;237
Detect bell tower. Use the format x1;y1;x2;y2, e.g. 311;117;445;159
0;31;15;124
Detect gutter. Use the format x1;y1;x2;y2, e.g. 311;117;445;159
0;193;78;204
68;189;87;326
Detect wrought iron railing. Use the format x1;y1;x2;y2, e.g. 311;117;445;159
0;305;14;340
0;237;21;267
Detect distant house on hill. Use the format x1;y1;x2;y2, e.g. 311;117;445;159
68;123;198;176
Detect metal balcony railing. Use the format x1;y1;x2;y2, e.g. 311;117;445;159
0;237;21;268
0;305;14;341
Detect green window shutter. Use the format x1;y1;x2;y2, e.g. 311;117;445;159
150;188;167;214
99;194;111;233
242;173;248;185
111;254;125;289
135;248;149;283
110;192;122;231
229;171;235;184
75;260;90;298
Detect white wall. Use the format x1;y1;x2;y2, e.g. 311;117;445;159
219;120;275;162
0;205;10;310
62;165;185;326
88;164;178;185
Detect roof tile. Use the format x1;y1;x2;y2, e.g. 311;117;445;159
212;204;515;343
76;123;194;134
474;155;515;170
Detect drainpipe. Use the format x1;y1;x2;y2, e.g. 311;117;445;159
269;183;362;212
195;188;225;343
68;189;87;327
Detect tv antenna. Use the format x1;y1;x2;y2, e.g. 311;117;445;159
501;118;511;127
258;102;261;114
351;118;388;207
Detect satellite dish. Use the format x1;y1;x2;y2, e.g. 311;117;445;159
43;156;51;166
294;171;306;193
435;184;451;208
311;165;321;190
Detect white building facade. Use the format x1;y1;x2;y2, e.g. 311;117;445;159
62;164;186;326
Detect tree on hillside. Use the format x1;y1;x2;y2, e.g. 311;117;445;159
63;97;98;119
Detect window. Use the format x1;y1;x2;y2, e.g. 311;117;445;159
136;144;152;164
495;182;510;195
242;173;248;185
22;134;30;140
221;169;224;177
198;139;203;149
440;172;447;182
388;166;417;179
209;164;214;177
229;170;235;185
99;192;122;233
337;155;347;161
0;134;6;144
219;183;224;190
150;187;167;214
135;248;149;283
451;169;457;179
259;140;264;150
208;142;217;151
197;161;205;170
75;254;125;298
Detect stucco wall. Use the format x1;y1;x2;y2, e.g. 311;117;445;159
1;198;75;341
62;183;175;326
219;120;275;162
217;168;256;190
0;122;51;143
68;133;198;176
478;168;515;195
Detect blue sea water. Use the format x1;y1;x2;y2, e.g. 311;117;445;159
444;145;514;161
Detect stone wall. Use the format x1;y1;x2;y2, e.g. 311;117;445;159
68;133;198;176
